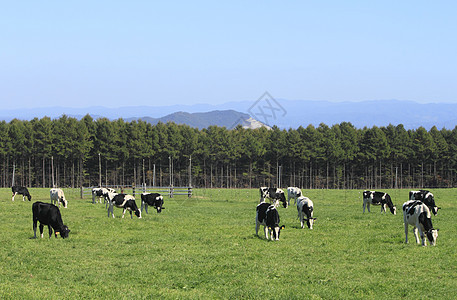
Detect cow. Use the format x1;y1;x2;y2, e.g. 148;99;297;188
287;187;302;206
409;190;440;215
259;187;288;208
255;202;285;241
32;201;70;239
141;193;165;214
362;191;396;215
107;193;141;219
50;188;67;208
12;185;32;201
92;187;116;206
296;196;316;229
403;200;439;246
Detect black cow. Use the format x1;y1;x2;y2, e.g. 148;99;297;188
32;202;70;239
107;193;141;219
12;185;32;201
403;200;438;246
259;187;288;208
141;193;165;214
409;190;440;215
255;202;285;241
362;191;396;215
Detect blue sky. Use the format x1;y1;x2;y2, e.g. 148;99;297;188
1;1;456;109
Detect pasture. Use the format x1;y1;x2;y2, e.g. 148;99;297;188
1;188;456;299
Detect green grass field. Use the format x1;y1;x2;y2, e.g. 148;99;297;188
1;188;456;299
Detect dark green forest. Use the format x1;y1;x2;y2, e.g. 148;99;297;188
1;114;457;189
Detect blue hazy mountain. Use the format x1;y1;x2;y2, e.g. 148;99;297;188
1;99;456;129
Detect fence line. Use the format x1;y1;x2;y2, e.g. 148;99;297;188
80;185;192;199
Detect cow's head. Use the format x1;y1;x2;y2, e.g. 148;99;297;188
390;205;397;215
279;192;287;208
134;209;142;219
155;196;165;213
27;194;32;201
268;225;285;241
426;228;439;246
56;225;70;239
305;217;317;229
61;198;68;208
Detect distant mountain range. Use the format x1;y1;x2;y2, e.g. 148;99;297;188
1;99;457;129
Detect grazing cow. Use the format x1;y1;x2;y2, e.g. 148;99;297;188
287;187;302;206
107;193;141;219
255;202;285;241
11;185;32;201
50;188;67;208
362;191;397;215
259;187;288;208
403;200;439;246
92;187;116;206
409;190;440;215
32;201;70;239
296;196;316;229
141;193;165;214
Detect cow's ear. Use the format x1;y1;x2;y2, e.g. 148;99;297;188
313;217;317;220
268;227;272;230
280;225;285;229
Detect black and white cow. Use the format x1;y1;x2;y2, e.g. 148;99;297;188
287;187;302;206
141;193;165;214
362;191;397;215
296;196;316;229
32;201;70;239
92;187;116;207
12;185;32;201
107;193;141;219
255;202;285;241
50;188;67;208
409;190;440;215
259;187;288;208
403;200;438;246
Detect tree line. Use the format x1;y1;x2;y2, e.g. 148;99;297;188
1;114;456;190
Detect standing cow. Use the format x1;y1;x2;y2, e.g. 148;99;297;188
32;201;70;239
50;188;67;208
259;187;288;208
141;193;165;214
403;200;438;246
255;202;285;241
92;187;116;207
296;196;316;229
107;193;141;219
287;187;302;206
12;186;32;201
409;190;440;215
363;191;396;215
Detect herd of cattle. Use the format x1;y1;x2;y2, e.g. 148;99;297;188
256;187;440;246
11;185;440;246
11;185;165;239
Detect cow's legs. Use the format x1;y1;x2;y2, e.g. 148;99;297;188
264;226;269;239
22;195;26;201
404;222;409;244
145;204;149;214
413;227;420;244
122;209;126;218
39;224;45;238
33;220;38;238
48;225;53;238
362;199;366;213
255;220;260;236
12;192;17;201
